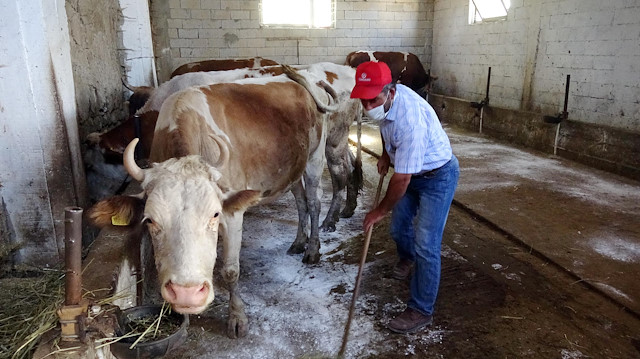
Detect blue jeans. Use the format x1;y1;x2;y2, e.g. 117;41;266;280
390;154;459;316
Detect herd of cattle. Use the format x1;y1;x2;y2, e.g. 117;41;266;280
85;51;434;338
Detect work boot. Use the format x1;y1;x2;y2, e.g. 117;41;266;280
391;259;413;280
388;307;433;334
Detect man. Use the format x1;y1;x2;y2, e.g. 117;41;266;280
351;61;459;334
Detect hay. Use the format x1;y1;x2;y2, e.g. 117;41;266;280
125;302;179;348
0;268;65;359
95;302;181;350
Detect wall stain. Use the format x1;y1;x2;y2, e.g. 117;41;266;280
224;33;239;47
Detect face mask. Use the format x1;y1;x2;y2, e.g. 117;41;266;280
365;93;390;122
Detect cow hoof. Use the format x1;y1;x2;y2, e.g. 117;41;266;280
320;222;336;232
302;251;320;264
340;208;355;218
227;316;248;339
287;242;305;255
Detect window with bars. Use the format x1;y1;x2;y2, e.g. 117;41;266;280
469;0;510;24
261;0;335;28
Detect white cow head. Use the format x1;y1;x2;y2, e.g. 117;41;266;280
123;138;258;314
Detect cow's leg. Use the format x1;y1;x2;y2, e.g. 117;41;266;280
342;107;363;218
341;148;362;218
220;211;248;338
321;140;347;232
287;179;309;255
302;147;325;264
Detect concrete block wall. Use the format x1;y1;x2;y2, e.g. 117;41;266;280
431;0;640;133
66;0;128;136
152;0;434;82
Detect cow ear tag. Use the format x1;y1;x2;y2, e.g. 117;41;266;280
111;214;130;226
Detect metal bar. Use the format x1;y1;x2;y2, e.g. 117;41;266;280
562;74;570;118
64;207;83;306
485;66;491;103
554;123;561;156
470;0;482;22
500;0;508;13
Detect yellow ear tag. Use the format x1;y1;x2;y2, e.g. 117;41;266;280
111;214;130;226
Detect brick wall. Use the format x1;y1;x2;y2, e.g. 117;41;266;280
431;0;640;133
154;0;433;81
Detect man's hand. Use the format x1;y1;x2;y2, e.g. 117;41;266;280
377;152;390;176
362;172;412;233
363;207;386;233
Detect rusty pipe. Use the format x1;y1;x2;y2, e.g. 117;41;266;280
64;207;83;306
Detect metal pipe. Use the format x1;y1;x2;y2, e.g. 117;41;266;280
478;67;491;134
64;207;83;306
485;66;491;104
562;74;570;119
553;74;570;155
553;123;561;156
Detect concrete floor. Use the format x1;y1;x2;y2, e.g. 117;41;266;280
46;118;639;358
352;120;640;317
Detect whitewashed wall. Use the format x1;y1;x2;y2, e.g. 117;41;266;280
119;0;158;90
0;0;85;265
431;0;640;132
153;0;433;81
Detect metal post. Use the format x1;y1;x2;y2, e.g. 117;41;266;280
562;74;570;120
485;67;491;103
58;206;87;342
554;123;561;156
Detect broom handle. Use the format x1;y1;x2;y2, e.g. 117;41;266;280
339;173;385;357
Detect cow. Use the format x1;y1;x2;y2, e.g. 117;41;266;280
345;50;437;97
86;58;281;199
170;56;278;78
121;79;154;116
88;70;338;338
88;63;363;233
117;57;280;116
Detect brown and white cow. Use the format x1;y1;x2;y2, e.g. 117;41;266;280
170;56;278;78
89;63;362;234
88;72;337;337
345;50;437;97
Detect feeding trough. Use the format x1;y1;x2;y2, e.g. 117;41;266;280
110;305;189;359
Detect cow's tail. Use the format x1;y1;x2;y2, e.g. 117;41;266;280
281;64;338;113
354;105;363;191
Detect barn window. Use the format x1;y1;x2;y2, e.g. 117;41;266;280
468;0;510;24
260;0;335;28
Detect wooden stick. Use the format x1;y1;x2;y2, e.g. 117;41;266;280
338;173;385;358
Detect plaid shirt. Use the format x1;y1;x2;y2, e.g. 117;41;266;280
380;84;452;174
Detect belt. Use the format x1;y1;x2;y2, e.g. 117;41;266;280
412;160;450;178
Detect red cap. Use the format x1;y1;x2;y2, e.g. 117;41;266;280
350;61;393;99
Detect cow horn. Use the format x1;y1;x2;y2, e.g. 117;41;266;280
121;77;141;92
209;134;230;169
124;138;145;182
281;65;338;113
